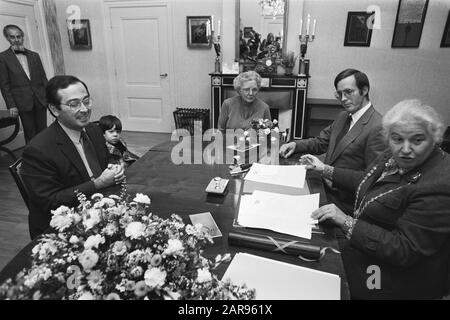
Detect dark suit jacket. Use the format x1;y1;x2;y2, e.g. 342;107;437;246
334;148;450;299
0;47;47;111
21;121;109;238
294;106;386;213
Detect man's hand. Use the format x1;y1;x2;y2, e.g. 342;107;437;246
311;204;347;227
299;154;325;172
279;142;296;158
94;164;126;189
9;107;19;119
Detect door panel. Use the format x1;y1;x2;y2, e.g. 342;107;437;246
109;5;172;132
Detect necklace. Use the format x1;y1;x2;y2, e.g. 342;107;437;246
353;159;421;219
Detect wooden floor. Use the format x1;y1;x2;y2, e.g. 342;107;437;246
0;131;170;271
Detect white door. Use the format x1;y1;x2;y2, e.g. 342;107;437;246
107;4;173;132
0;0;49;149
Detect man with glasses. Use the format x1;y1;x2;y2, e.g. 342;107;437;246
21;75;125;239
279;68;385;215
0;24;48;143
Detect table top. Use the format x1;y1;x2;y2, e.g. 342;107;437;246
0;139;350;299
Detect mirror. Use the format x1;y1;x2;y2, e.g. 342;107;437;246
237;0;288;71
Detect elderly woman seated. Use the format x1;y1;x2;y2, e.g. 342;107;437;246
217;71;271;130
305;99;450;299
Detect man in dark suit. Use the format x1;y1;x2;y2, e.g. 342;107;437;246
0;24;48;143
21;75;125;239
279;68;386;215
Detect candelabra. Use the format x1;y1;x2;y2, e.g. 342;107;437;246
298;34;314;76
213;33;221;74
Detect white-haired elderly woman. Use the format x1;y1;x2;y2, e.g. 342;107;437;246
217;70;271;130
310;99;450;299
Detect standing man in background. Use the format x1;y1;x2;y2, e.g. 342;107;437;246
0;24;48;143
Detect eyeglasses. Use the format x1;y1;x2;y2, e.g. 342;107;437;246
241;87;259;94
334;89;356;100
60;97;93;110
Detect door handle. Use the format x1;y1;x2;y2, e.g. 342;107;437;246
160;73;168;78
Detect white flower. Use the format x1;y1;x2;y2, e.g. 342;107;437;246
83;208;101;230
273;119;278;125
103;223;118;236
125;222;146;239
78;291;95;300
163;239;184;255
51;205;71;216
84;235;105;249
144;267;166;289
163;291;181;300
78;249;99;271
112;241;127;256
263;128;271;135
133;193;151;205
105;292;121;300
87;270;104;290
32;242;58;261
69;235;79;244
196;268;212;283
273;126;280;133
50;210;72;231
23;266;52;288
91;193;103;201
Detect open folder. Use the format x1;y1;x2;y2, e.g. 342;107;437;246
222;253;341;300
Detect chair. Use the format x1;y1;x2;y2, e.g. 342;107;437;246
9;158;31;211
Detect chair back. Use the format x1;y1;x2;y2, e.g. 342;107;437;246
8;158;31;211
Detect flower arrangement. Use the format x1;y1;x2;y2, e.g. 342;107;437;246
0;192;255;300
250;118;279;136
281;51;298;69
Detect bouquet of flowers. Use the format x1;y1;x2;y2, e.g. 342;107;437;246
250;118;279;136
0;192;255;300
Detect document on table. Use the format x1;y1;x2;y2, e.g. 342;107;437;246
222;253;341;300
243;163;308;195
236;191;319;239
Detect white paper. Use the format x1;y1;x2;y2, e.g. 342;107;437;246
222;253;340;300
244;163;306;189
237;191;319;239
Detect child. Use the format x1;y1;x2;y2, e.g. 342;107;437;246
98;115;140;168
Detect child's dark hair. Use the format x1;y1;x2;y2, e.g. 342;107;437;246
98;115;123;133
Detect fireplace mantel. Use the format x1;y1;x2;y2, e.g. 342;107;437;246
209;73;309;140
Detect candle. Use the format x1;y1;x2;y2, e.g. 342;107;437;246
306;14;310;36
299;18;303;35
206;21;211;37
312;19;316;36
218;20;221;36
211;15;214;32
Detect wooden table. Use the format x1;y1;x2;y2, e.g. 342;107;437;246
0;139;350;299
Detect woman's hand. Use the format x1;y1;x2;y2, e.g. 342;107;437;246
299;154;325;172
311;204;347;227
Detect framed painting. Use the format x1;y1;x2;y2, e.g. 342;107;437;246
440;10;450;48
344;11;374;47
187;16;212;48
391;0;429;48
67;19;92;49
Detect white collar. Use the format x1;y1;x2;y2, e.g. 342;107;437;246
350;101;372;124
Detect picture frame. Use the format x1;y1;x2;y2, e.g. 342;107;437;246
186;16;212;48
440;10;450;48
67;19;92;49
391;0;429;48
344;11;374;47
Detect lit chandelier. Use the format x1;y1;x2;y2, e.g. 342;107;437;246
258;0;285;18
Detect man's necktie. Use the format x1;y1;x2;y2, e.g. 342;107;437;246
334;114;352;148
14;49;26;55
80;131;102;178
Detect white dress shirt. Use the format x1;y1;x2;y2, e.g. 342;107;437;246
349;102;372;131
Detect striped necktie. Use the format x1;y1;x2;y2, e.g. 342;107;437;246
80;131;102;178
